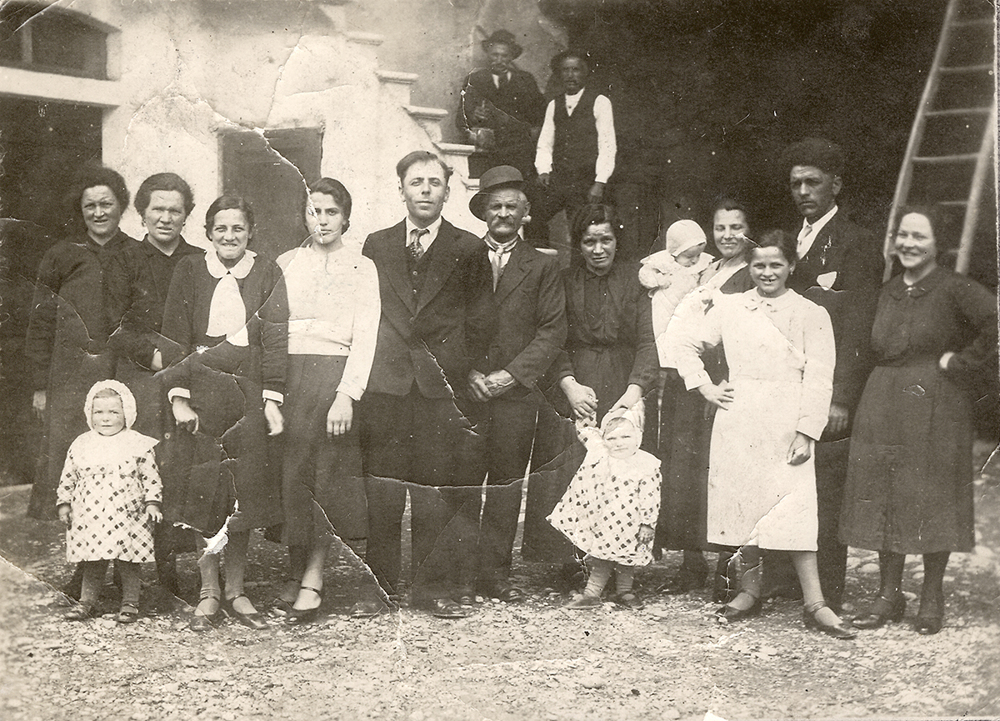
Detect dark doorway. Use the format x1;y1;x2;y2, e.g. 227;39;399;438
220;128;323;260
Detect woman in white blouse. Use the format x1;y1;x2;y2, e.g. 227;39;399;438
275;178;380;623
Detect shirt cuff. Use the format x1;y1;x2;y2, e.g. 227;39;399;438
683;370;712;392
262;390;283;405
336;381;365;403
167;387;190;402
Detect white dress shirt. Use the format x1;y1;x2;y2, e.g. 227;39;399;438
405;215;443;253
797;204;838;259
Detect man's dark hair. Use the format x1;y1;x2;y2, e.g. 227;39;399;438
781;138;844;178
395;151;452;183
550;49;590;73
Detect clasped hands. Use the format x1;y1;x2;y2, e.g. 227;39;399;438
468;369;517;402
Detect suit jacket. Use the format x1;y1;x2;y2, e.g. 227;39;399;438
456;67;546;146
363;219;493;400
474;239;566;398
787;212;883;416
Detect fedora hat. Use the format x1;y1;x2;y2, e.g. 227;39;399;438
482;30;523;59
469;165;525;221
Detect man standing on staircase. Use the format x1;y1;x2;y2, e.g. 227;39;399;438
456;30;547;182
534;49;616;247
763;137;883;612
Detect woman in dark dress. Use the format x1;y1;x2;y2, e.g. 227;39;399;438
26;165;135;520
160;195;288;631
522;204;657;581
652;198;755;598
841;206;997;635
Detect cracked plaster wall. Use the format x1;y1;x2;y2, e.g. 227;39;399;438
31;0;541;245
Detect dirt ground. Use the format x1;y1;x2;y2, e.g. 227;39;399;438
1;445;998;721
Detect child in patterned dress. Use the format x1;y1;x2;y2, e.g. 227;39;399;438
548;402;661;609
57;380;162;622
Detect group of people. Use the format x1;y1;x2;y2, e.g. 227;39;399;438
26;35;995;642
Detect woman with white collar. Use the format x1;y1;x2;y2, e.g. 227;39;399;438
160;195;288;631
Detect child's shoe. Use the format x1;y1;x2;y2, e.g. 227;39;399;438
614;592;645;610
117;602;139;624
564;593;602;610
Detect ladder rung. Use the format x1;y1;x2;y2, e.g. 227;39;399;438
913;153;980;163
925;107;992;116
939;63;994;73
952;18;995;28
939;200;970;207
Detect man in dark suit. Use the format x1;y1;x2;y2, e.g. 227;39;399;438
456;30;546;181
356;150;493;619
461;166;566;602
764;138;883;612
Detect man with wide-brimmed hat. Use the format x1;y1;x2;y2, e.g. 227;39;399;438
457;165;566;603
456;30;547;181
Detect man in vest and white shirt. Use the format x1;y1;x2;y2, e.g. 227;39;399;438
533;49;616;246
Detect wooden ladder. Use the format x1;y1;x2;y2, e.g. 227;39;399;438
883;0;996;279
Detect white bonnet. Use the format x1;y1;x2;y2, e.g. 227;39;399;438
665;219;707;257
600;399;645;436
84;379;138;430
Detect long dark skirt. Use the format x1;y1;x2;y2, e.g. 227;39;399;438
840;362;976;554
159;343;282;535
282;354;366;546
651;371;712;552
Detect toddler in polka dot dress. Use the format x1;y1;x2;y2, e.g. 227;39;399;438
56;380;162;623
548;402;661;609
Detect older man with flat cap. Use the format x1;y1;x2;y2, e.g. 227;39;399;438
459;166;566;602
457;30;547;181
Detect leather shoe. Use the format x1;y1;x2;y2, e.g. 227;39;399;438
285;586;322;625
478;582;527;603
715;594;761;624
189;599;224;632
223;594;267;630
803;603;856;640
914;590;944;635
350;599;390;619
420;597;470;619
853;594;906;630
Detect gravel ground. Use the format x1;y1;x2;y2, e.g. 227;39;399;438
1;445;998;721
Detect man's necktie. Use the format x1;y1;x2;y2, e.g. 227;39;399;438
408;228;429;262
797;223;813;258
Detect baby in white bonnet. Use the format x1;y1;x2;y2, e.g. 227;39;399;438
638;220;714;367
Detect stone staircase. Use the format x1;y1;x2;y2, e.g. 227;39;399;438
338;25;481;233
